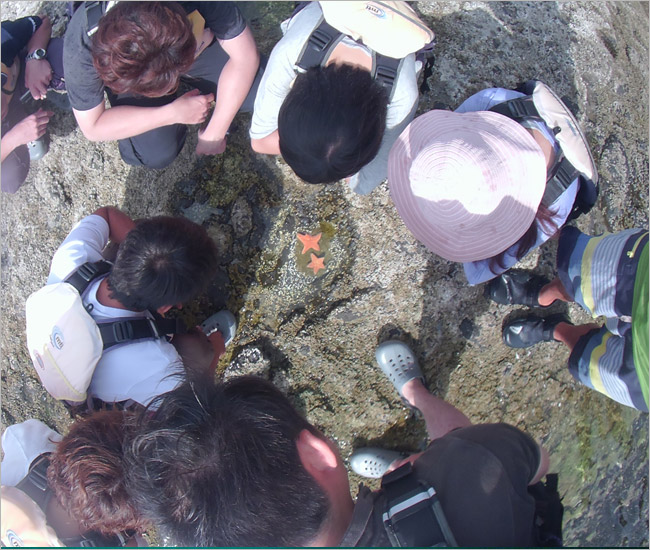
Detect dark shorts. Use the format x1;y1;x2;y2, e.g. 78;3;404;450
108;40;263;169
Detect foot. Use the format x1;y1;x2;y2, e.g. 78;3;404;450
502;314;571;349
200;310;237;346
350;447;404;479
375;341;425;410
486;270;553;308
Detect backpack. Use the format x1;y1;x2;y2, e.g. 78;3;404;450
488;80;599;221
380;464;564;548
25;260;182;405
295;1;435;100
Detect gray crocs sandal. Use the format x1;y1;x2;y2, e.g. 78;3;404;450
375;340;426;409
200;310;237;346
350;447;404;479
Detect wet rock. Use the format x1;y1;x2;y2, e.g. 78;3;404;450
224;347;270;381
230;196;253;237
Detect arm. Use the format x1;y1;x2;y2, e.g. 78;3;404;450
1;109;53;162
196;26;260;155
92;206;135;244
24;15;53;100
251;129;280;155
73;89;214;142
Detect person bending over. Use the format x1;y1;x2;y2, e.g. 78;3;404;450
64;1;260;168
125;348;552;547
1;411;147;546
250;1;421;195
45;206;231;408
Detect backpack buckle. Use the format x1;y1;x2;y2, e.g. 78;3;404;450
111;321;135;343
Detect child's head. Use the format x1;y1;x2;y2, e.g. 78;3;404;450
91;2;196;97
278;63;388;184
46;410;147;536
388;109;547;262
108;216;218;312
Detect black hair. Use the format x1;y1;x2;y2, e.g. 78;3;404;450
278;63;388;184
108;216;218;311
124;376;331;546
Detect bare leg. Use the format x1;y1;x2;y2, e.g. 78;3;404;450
553;321;601;351
401;379;472;441
538;277;573;306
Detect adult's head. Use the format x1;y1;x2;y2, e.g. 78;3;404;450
125;376;348;547
108;216;218;312
388;109;547;262
46;410;147;536
278;63;388;184
91;2;196;97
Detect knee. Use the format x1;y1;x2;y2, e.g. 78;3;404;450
1;150;30;193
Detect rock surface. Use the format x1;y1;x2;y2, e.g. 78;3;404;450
1;1;648;546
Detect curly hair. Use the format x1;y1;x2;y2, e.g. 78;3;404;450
108;216;219;311
91;2;196;96
46;410;148;536
278;63;388;184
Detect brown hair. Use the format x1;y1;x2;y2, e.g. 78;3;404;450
489;203;559;272
46;410;149;536
91;2;196;97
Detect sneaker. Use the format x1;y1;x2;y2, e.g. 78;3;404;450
502;314;570;349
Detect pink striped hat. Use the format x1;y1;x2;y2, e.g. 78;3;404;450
388;110;547;262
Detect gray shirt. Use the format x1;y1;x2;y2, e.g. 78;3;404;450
249;2;419;195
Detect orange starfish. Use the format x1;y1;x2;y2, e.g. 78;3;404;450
297;232;322;254
306;253;325;275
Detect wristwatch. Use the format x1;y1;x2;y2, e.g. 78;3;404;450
26;48;47;61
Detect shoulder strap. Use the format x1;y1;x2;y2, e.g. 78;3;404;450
98;314;184;350
64;260;112;295
373;53;402;100
295;18;400;98
295;18;343;73
488;97;577;208
15;454;52;514
84;1;106;37
381;462;457;547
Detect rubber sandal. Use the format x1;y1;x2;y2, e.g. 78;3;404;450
350;447;404;479
502;313;571;349
200;310;237;346
375;340;425;410
486;270;553;308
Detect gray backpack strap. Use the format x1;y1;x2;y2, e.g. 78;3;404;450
64;260;111;295
15;454;52;513
489;96;576;208
295;18;343;73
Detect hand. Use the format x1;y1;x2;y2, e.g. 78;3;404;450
25;59;53;100
8;109;53;146
196;129;227;156
170;89;214;125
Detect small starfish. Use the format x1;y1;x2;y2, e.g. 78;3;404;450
297;232;322;254
306;253;325;275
